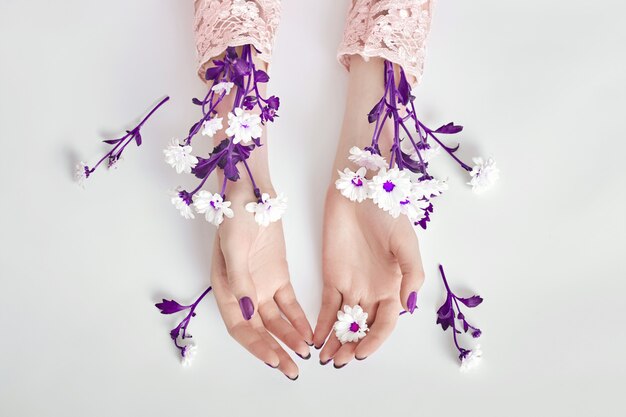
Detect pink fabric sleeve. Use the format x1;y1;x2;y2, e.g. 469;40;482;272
337;0;435;83
194;0;281;82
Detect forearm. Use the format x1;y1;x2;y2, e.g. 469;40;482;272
212;51;274;197
333;56;392;173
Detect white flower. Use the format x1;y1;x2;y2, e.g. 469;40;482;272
368;168;413;217
245;193;287;227
334;305;369;344
193;191;234;226
225;107;262;145
399;194;430;221
468;157;499;194
181;343;198;367
211;81;234;95
163;138;198;174
170;188;194;219
400;139;441;163
335;167;369;202
412;178;449;199
348;146;387;171
460;345;482;372
75;162;89;188
201;117;223;138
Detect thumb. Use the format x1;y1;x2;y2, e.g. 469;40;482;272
393;233;425;314
219;236;258;321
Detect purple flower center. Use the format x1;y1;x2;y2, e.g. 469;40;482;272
241;123;249;129
351;177;363;187
210;200;216;209
400;198;410;205
179;190;193;205
349;322;360;332
383;180;396;192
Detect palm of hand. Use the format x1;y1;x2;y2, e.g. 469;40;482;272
314;187;424;367
210;193;313;379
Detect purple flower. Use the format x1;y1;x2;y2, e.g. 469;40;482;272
75;96;169;187
436;265;483;368
155;286;212;364
169;45;284;224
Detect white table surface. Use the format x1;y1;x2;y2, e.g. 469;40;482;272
1;1;624;416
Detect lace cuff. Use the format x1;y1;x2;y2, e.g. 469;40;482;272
337;0;434;83
194;0;281;82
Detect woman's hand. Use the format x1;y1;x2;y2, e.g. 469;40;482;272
210;186;313;379
206;52;313;379
313;55;425;368
313;186;424;367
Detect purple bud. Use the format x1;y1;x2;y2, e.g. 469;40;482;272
472;329;482;338
155;299;189;314
254;69;269;83
435;122;463;134
266;95;280;110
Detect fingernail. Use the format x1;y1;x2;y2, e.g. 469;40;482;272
314;344;322;350
355;356;367;361
407;291;418;314
320;358;331;366
305;341;314;347
333;362;347;369
239;296;254;320
296;352;311;360
286;374;299;381
265;362;278;369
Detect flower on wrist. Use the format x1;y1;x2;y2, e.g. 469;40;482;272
335;60;498;229
335;167;369;202
193;191;234;226
348;146;387;171
163;45;286;227
245;192;288;227
163;138;198;174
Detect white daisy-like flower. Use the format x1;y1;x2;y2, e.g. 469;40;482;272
468;157;499;194
245;193;288;227
398;194;430;221
225;107;263;145
181;343;198;367
163;138;198;174
348;146;387;171
170;188;195;219
334;305;369;344
400;139;441;163
412;178;449;199
460;345;483;372
369;168;413;217
201;117;223;138
193;191;234;227
75;162;89;188
335;167;369;202
211;81;234;95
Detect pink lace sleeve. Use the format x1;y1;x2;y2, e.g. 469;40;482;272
337;0;435;83
194;0;281;82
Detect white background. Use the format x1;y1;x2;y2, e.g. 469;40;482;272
1;1;625;416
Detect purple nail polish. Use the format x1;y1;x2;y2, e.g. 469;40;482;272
333;362;347;369
239;296;254;320
407;291;418;314
320;358;331;366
